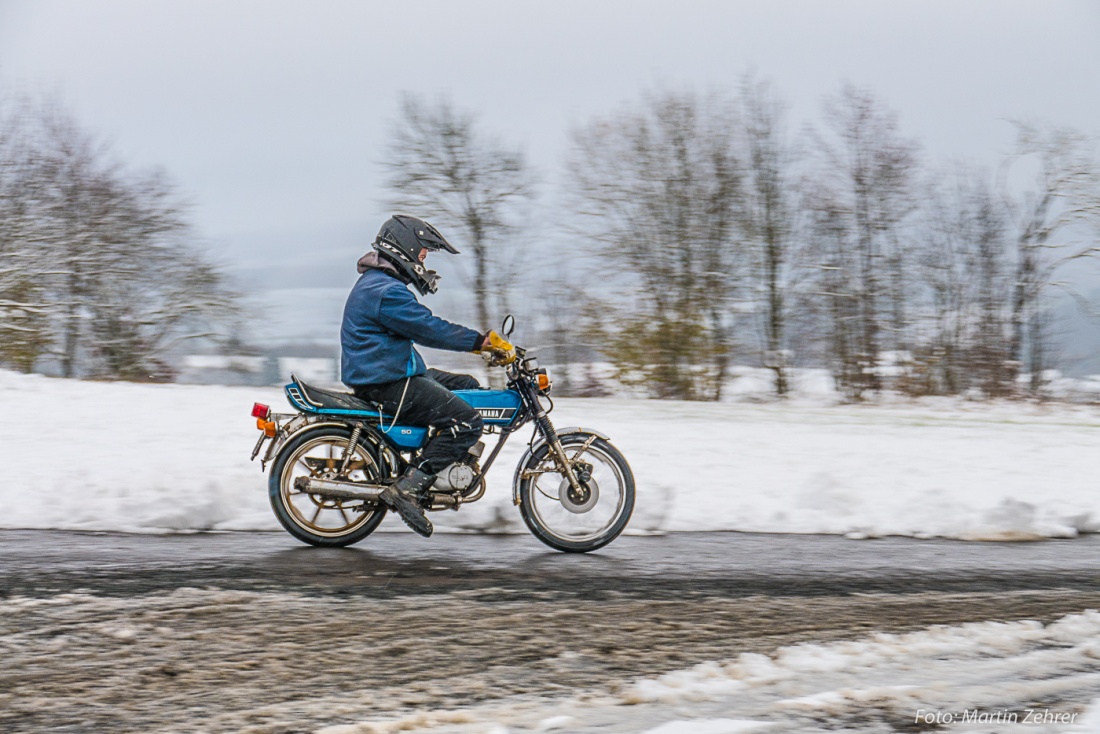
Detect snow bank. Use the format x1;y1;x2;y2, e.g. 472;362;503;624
313;610;1100;733
611;611;1100;732
1;369;1098;539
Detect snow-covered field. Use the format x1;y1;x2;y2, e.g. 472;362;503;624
2;369;1099;540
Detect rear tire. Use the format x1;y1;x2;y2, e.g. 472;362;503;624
268;426;388;547
517;433;634;553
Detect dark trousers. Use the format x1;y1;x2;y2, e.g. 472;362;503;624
354;368;483;474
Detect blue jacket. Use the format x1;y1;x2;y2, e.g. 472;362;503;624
341;269;482;387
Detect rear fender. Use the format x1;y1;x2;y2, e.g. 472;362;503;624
263;417;401;477
511;427;610;506
262;415;337;467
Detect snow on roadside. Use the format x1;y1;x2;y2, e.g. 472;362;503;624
1;369;1098;539
313;610;1100;733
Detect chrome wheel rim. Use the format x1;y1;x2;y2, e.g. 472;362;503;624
527;445;626;543
281;435;381;537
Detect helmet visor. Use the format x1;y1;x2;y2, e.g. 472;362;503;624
412;220;459;254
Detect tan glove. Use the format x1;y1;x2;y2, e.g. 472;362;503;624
475;330;516;365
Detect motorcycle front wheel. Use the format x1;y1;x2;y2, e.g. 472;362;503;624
268;426;388;547
517;432;635;553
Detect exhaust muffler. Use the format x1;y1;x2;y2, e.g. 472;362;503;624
292;477;384;503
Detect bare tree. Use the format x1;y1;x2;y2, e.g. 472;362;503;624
78;171;238;379
1000;122;1100;395
805;84;921;398
522;261;597;396
380;95;535;333
914;166;1013;395
566;89;743;400
0;94;68;371
737;73;800;396
0;93;238;379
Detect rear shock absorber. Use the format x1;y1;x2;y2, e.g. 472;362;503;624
338;423;363;476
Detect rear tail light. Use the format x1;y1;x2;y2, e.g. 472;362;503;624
251;403;270;419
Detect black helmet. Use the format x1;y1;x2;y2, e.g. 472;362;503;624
373;214;458;295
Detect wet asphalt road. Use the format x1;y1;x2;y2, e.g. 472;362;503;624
2;529;1100;599
5;531;1100;733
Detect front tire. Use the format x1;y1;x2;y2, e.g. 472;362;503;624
517;433;635;553
268;426;388;547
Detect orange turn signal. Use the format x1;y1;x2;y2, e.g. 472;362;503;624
537;373;551;391
257;418;277;437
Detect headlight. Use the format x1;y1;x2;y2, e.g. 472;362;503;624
523;356;539;371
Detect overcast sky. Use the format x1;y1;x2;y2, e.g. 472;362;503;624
1;0;1098;330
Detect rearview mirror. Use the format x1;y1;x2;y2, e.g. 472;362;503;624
501;314;515;337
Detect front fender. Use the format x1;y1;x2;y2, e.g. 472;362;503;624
511;427;611;506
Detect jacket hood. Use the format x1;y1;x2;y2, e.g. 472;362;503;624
357;250;400;276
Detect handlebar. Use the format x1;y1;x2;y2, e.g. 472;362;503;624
481;343;524;367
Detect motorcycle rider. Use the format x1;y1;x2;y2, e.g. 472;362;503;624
341;214;514;538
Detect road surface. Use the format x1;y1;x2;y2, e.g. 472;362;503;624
3;530;1099;732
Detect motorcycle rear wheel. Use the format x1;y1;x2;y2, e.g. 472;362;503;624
517;433;635;553
269;426;387;547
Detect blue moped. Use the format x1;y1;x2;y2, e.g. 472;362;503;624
250;317;634;552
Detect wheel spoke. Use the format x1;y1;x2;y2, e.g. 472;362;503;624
523;441;632;546
535;479;561;501
279;433;389;540
343;458;371;473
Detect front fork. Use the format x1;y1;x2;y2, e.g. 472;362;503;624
549;440;581;490
531;394;585;493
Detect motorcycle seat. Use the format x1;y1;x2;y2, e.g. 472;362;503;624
290;374;381;414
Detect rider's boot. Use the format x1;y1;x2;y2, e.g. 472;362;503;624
379;467;435;538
